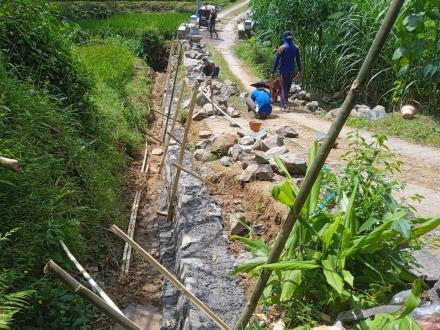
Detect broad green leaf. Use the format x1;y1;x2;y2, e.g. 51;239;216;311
358;218;379;233
342;270;354;287
280;270;302;302
273;155;292;180
391;218;412;238
256;260;319;271
343;179;359;234
230;257;267;275
392;47;406;60
231;236;271;255
410;216;440;239
321;213;342;250
403;14;423;32
322;258;344;295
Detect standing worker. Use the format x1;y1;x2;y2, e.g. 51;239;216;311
271;31;302;111
208;7;218;39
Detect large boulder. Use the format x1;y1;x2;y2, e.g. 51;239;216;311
209;133;237;156
278;153;307;175
239;164;274;182
276;126;299;138
203;103;215;116
194;149;211;161
253;135;284;152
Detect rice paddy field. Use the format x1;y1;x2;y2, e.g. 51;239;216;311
76;12;189;39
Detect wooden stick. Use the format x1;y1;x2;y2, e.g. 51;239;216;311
44;260;141;330
0;156;22;173
110;225;231;330
163;42;183;142
166;131;183;146
160;39;176;109
59;241;123;315
141;138;148;173
166;81;200;222
234;1;405;328
121;190;142;276
150;107;173;120
171;162;210;185
146;133;161;144
156;210;168;217
159;80;187;174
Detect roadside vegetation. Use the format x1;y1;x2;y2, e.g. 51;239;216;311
0;0;152;327
237;0;439;115
234;134;440;329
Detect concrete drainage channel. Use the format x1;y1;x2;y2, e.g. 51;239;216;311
156;56;245;329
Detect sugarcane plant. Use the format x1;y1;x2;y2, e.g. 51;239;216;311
232;134;440;327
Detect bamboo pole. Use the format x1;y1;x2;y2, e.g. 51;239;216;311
149;107;173;120
159;80;187;174
171;162;210;185
234;1;405;329
141;138;148;173
146;133;161;144
110;225;231;330
44;260;141;330
166;131;184;146
166;81;200;222
0;156;22;173
163;42;183;142
59;241;123;315
160;39;176;109
121;190;142;276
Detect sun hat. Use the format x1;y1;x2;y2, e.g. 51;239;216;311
250;80;271;89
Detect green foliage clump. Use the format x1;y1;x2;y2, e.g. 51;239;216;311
0;0;93;114
233;135;440;328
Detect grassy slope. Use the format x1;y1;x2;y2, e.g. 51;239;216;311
0;43;151;327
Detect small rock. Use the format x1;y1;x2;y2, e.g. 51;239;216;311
390;290;411;305
203;103;215;116
316;107;326;115
229;122;240;128
276;126;299;138
321;95;332;103
236;130;246;138
240;164;274;182
196;92;210;107
263;146;289;161
152;148;163;156
218;95;228;107
194;149;211;161
305;92;312;101
297;99;307;106
239;92;248;99
306;101;319;112
228;144;243;161
327;108;340;118
230;213;249;236
252;224;265;235
239;136;255;146
209;133;237;156
241;145;253;154
253;129;268;142
195;140;211;150
192;111;207;121
198;130;212;139
290;84;302;94
297;90;307;100
227;107;240;118
253;135;284;152
275;153;307;175
220;156;233;167
241;154;269;170
411;249;440;283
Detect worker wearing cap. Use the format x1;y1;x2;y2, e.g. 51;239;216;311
271;31;302;111
246;80;272;119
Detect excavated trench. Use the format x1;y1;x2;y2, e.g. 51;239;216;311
155;55;245;329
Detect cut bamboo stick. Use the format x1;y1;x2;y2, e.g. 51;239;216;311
146;133;161;144
160;39;176;109
121;190;142;276
110;225;231;330
59;241;123;315
44;260;141;330
156;210;168;217
234;0;405;328
166;81;200;222
0;156;22;173
159;79;187;174
141;139;148;173
171;162;210;185
149;107;173;120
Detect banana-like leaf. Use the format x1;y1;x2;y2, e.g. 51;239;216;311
358;217;379;233
280;270;302;302
344;178;359;234
231;256;267;275
274;155;292;180
322;258;344;295
391;218;412;238
321;213;343;250
231;236;271;255
410;216;440;240
342;270;354;287
255;260;319;271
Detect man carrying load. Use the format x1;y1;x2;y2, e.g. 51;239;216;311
271;30;303;111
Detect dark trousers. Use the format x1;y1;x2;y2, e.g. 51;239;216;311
246;97;268;119
209;22;218;38
280;73;294;108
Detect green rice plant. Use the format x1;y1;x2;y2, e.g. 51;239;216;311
232;136;440;328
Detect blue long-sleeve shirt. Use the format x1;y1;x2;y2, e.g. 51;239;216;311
272;40;302;75
251;89;272;115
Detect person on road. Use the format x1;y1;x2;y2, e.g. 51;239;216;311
246;80;272;119
271;31;302;111
202;57;219;78
208;8;219;39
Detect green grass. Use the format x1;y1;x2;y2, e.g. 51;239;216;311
76;12;189;39
347;113;440;148
235;40;273;80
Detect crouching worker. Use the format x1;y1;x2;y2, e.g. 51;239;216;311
246;80;272;119
202;57;219;78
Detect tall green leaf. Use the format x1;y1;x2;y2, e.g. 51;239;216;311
322;257;344;295
280;270;302;302
256;260;319;271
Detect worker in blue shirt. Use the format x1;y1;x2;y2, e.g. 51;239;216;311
246;80;272;119
272;31;302;111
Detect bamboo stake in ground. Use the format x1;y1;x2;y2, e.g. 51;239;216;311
0;156;22;173
159;79;187;173
171;162;210;185
160;39;176;110
163;42;183;142
121;190;142;276
234;0;405;329
59;241;123;315
166;81;201;222
44;260;141;330
110;225;231;330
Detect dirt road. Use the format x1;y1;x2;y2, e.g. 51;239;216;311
205;2;440;217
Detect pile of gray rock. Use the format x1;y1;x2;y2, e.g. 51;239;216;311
326;104;387;121
194;127;307;183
